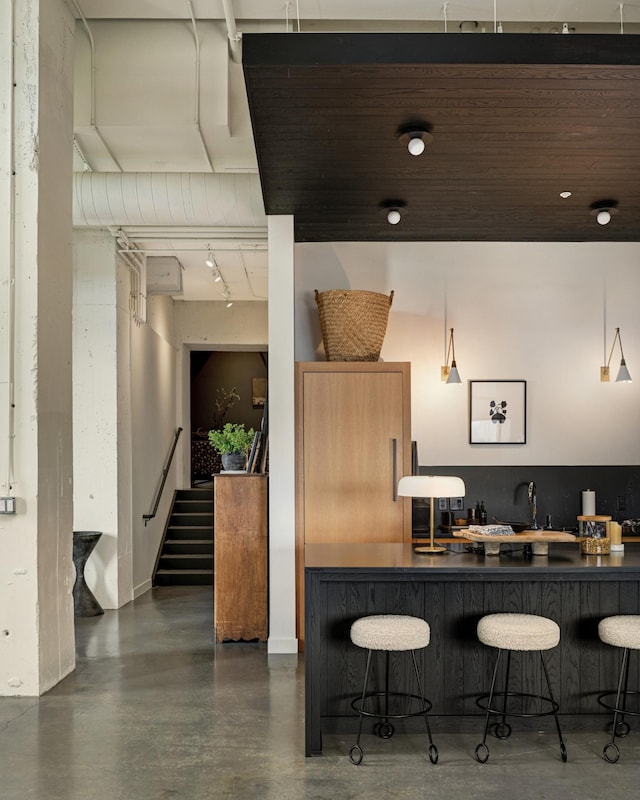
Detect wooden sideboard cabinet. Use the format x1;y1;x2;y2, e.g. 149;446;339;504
213;474;268;643
295;361;412;640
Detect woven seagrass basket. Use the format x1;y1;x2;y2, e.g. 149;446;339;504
315;289;394;362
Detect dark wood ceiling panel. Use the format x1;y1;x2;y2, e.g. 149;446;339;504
243;33;640;242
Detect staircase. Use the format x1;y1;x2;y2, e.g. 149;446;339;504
153;488;214;586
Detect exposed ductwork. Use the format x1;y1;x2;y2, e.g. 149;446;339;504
73;172;266;229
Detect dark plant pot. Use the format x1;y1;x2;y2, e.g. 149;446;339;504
221;451;246;471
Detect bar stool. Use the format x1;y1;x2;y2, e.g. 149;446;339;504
348;614;437;765
474;613;567;763
597;615;640;763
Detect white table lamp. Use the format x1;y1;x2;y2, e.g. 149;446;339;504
398;475;466;554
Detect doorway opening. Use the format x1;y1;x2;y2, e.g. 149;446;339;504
190;349;267;486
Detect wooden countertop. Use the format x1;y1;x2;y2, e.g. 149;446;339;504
304;541;640;574
453;528;576;543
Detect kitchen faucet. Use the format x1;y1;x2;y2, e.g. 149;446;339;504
528;481;540;530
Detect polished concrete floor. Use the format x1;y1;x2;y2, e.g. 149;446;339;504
1;586;638;799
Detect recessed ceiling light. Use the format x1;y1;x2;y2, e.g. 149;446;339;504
408;137;426;157
387;209;401;224
398;124;434;157
380;200;406;225
559;191;572;199
590;200;618;226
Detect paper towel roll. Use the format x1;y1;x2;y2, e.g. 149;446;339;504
582;490;596;516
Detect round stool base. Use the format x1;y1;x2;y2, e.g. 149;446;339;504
351;690;433;724
476;690;560;720
597;689;640;720
349;641;437;766
474;645;567;763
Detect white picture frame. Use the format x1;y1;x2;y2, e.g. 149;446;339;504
469;380;527;444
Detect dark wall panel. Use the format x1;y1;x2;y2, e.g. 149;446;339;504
421;465;640;530
191;351;267;435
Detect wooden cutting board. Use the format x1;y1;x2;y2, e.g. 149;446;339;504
453;528;577;543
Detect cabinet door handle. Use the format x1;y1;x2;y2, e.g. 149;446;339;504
392;438;398;501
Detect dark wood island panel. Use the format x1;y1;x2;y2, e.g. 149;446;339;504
304;543;640;756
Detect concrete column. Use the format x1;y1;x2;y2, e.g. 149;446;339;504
72;230;133;610
0;0;76;695
266;216;297;654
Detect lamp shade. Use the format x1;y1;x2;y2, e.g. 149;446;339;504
446;362;461;384
616;359;632;383
397;475;465;498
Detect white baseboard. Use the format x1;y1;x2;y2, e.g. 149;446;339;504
267;636;298;654
134;578;152;599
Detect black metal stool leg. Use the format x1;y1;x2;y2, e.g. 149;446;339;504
349;649;372;765
539;651;567;762
376;651;394;739
603;647;630;763
616;648;632;738
475;648;502;763
494;650;512;740
410;650;438;764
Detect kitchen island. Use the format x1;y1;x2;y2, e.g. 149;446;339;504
304;542;640;756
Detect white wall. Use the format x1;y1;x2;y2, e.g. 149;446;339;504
130;295;179;595
174;300;268;346
296;241;640;466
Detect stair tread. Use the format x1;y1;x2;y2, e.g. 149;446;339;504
164;539;213;545
167;524;213;528
160;553;212;559
170;512;213;517
156;568;213;574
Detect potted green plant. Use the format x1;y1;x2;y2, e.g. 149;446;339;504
208;422;255;471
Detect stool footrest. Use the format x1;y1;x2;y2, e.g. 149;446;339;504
476;690;559;719
351;691;432;721
597;690;640;717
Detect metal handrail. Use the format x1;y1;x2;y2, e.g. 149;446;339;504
143;427;183;526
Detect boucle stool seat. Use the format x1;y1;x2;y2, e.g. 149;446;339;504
478;613;560;651
597;615;640;763
348;615;437;766
474;613;567;764
598;615;640;650
350;614;430;651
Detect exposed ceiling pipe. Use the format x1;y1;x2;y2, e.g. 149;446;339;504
221;0;242;63
113;229;147;325
185;0;215;172
1;0;16;496
71;0;123;171
72;172;267;228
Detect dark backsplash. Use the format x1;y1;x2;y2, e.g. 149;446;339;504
417;465;640;530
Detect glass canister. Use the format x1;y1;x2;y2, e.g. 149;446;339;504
578;515;611;555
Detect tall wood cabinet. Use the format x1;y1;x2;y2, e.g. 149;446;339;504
295;362;412;639
213;474;267;643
